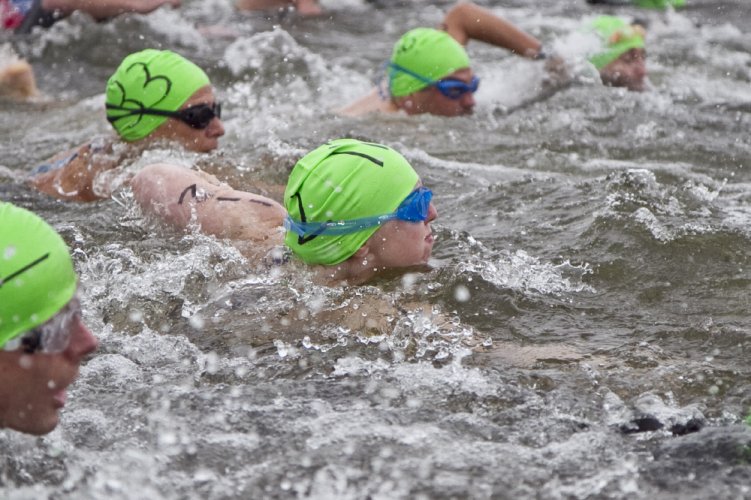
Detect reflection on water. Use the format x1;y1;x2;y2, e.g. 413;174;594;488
2;0;751;498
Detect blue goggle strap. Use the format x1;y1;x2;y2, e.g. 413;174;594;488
388;62;435;86
284;214;397;237
388;63;478;99
285;187;432;238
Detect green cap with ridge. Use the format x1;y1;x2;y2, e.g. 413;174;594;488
389;28;470;97
284;139;419;266
106;49;210;141
588;16;646;70
0;203;77;348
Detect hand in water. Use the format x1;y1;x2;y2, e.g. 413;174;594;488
542;54;570;88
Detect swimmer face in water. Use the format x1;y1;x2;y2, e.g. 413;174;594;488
599;48;647;92
148;86;226;153
395;68;477;117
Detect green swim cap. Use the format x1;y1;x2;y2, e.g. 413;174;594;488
389;28;470;98
106;49;210;142
0;203;77;348
588;16;646;70
633;0;685;9
284;139;420;266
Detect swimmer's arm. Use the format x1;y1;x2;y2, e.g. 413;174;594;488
236;0;321;15
28;143;117;202
41;0;180;20
131;163;286;242
442;1;543;59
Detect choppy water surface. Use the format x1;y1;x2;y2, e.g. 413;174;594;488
2;0;751;498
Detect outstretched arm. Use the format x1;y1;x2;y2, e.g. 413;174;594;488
442;1;543;59
41;0;180;20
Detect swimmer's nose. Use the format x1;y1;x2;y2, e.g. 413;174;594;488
64;317;98;361
208;117;225;138
461;92;475;112
426;202;437;223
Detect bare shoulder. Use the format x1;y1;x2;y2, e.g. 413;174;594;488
337;89;398;117
132;163;286;244
28;140;118;202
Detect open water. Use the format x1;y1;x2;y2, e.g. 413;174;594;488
1;0;751;498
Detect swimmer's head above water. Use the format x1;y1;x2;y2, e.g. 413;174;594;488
283;139;437;277
387;28;477;116
588;16;647;92
105;49;225;152
0;203;98;435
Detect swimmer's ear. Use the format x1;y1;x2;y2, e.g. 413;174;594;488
353;245;371;260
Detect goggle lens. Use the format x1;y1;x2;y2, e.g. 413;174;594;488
177;102;222;129
435;77;480;100
2;295;81;354
396;186;432;222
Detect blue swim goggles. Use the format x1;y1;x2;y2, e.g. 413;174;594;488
388;63;480;100
285;186;433;237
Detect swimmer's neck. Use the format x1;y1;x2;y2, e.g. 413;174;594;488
312;259;431;286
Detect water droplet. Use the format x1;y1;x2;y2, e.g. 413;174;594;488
189;315;205;330
128;309;144;322
454;285;470;302
3;245;15;260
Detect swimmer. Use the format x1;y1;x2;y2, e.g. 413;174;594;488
29;48;225;202
131;138;437;285
0;202;98;435
587;16;648;92
1;0;180;34
235;0;321;16
340;1;552;117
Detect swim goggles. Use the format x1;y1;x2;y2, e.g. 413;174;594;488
106;102;222;130
388;63;479;99
285;186;433;237
1;294;82;354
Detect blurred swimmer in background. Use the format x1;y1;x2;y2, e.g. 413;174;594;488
340;1;556;117
586;15;648;92
0;1;180;99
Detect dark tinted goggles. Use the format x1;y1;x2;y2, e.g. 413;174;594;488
106;102;222;130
